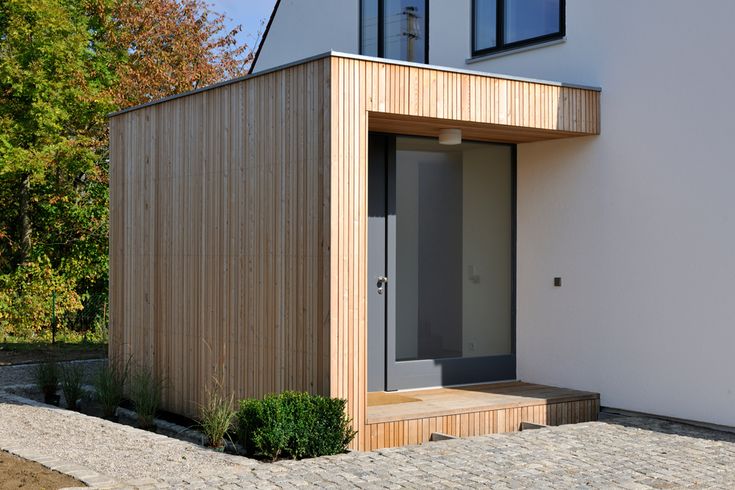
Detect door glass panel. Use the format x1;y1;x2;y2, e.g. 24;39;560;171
394;137;512;361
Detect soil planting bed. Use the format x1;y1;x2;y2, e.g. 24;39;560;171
0;450;83;489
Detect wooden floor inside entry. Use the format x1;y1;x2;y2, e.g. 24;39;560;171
365;381;599;450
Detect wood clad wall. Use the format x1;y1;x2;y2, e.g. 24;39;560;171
365;398;600;451
328;56;600;450
109;58;332;417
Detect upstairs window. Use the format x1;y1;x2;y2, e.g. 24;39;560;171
473;0;565;57
361;0;428;64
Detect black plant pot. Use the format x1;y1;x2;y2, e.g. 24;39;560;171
44;393;60;406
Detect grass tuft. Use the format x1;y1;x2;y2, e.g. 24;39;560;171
34;361;59;402
94;357;130;418
198;377;237;449
60;363;84;411
129;363;163;430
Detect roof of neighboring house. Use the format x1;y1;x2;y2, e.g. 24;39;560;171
248;0;282;74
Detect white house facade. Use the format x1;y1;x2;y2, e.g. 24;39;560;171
253;0;735;429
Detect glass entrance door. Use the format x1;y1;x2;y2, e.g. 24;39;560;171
368;134;516;391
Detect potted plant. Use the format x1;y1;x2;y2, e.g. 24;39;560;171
35;361;60;406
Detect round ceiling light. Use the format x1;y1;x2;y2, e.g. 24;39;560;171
438;128;462;145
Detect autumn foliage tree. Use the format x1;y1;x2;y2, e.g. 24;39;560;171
0;0;256;340
107;0;252;108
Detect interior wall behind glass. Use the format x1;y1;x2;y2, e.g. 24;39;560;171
395;150;463;361
462;146;512;357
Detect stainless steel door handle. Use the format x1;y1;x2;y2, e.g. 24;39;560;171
376;276;388;295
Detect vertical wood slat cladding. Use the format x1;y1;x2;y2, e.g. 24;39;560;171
328;56;599;450
364;398;600;451
111;53;600;452
109;59;332;418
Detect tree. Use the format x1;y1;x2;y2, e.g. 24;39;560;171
0;0;114;337
0;0;254;340
107;0;253;108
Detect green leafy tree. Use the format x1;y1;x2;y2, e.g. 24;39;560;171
0;0;115;338
0;0;254;340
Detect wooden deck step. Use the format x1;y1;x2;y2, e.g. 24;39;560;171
365;381;599;450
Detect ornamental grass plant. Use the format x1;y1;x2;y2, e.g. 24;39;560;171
129;363;163;430
94;357;130;418
34;360;59;404
60;363;84;410
198;377;237;450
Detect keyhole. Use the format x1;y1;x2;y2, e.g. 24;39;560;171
377;276;388;295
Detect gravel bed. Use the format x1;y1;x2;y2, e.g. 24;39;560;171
0;391;258;485
0;361;257;486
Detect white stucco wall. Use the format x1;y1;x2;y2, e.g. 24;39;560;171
432;0;735;427
253;0;359;73
257;0;735;427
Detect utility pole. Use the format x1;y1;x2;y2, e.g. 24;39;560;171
403;6;420;62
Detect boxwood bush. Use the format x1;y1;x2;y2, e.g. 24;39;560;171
237;391;356;461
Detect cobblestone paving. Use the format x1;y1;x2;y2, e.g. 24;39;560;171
2;363;735;488
174;414;735;489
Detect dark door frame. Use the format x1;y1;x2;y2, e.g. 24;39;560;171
367;133;517;392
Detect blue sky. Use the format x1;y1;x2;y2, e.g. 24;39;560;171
208;0;278;51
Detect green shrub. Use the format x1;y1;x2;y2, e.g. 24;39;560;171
35;361;59;403
0;260;83;340
94;358;129;418
60;363;84;410
236;391;356;461
308;395;357;457
129;364;163;430
198;379;237;449
238;395;290;460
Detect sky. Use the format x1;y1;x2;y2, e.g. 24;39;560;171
208;0;278;51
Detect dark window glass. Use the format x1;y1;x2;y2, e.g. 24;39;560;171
474;0;497;50
474;0;564;56
361;0;427;63
384;0;426;63
504;0;561;43
361;0;379;56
